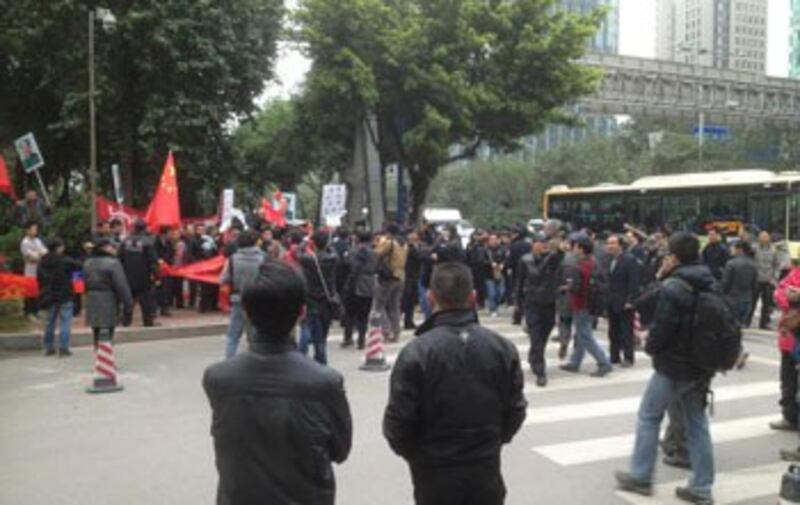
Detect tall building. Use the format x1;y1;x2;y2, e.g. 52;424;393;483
561;0;620;55
656;0;766;73
791;0;800;78
524;0;620;156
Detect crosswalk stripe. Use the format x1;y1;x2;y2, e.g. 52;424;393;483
533;415;777;466
524;381;778;425
615;462;785;504
524;368;654;394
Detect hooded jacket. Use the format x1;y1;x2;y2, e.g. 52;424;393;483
383;309;527;468
645;263;716;382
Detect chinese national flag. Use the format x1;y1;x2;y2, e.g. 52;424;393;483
144;151;181;231
0;155;16;200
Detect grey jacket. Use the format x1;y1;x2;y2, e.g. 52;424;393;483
721;255;759;304
83;252;133;328
754;244;779;284
220;246;266;303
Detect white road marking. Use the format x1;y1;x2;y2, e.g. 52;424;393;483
524;381;778;425
616;462;785;504
533;415;777;466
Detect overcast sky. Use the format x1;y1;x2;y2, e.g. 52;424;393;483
266;0;792;101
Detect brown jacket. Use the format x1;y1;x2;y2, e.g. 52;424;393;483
375;236;408;282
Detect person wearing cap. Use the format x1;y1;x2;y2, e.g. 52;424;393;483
83;238;133;349
118;219;159;326
515;232;563;387
37;238;81;356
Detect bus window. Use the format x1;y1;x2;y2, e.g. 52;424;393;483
663;194;701;233
750;194;786;235
629;197;660;231
700;192;747;230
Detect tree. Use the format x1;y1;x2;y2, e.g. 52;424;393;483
296;0;606;221
0;0;284;214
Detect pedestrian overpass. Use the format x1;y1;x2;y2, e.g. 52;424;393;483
578;53;800;124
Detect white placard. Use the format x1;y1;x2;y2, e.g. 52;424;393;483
320;184;347;222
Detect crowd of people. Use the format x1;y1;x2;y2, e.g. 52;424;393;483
12;186;800;505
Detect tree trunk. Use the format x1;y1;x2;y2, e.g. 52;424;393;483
409;168;433;225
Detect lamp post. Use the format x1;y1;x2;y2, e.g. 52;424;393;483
88;7;116;232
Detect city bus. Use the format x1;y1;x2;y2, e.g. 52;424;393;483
543;169;800;253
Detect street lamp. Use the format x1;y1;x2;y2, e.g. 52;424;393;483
88;7;116;233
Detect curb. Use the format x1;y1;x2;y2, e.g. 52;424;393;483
0;321;228;351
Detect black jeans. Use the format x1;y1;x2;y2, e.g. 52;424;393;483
410;462;505;505
781;350;799;426
402;279;417;327
344;295;372;348
132;288;156;326
755;281;775;328
525;302;556;377
608;308;634;363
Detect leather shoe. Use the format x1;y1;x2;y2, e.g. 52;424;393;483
770;419;797;431
615;471;652;496
536;375;548;387
675;486;713;504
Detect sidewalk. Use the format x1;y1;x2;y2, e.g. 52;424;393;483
0;308;229;351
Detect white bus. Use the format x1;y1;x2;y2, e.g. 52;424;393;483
544;169;800;253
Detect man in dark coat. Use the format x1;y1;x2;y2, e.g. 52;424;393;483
701;228;729;281
83;239;133;348
616;232;715;504
118;219;159;326
37;238;81;356
298;231;340;365
605;234;641;366
342;231;377;349
203;260;352;505
506;226;531;325
383;262;527;505
516;233;563;387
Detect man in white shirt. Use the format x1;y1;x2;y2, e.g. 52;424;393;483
20;220;48;318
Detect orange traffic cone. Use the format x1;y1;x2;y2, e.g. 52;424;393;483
360;311;391;372
86;330;123;394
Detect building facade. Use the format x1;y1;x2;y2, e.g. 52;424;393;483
657;0;766;73
526;0;620;156
791;0;800;78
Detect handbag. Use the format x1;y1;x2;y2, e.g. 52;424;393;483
312;252;343;320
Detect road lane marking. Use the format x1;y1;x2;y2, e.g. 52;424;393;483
524;381;778;425
533;415;777;466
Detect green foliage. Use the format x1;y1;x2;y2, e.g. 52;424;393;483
295;0;606;219
0;0;284;214
48;194;92;256
232;97;350;201
0;228;24;273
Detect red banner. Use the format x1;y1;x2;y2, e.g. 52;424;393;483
0;274;84;300
159;255;225;285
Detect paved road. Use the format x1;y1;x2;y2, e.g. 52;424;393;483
0;313;793;504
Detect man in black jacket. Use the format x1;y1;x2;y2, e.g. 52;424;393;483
702;228;729;281
616;232;715;505
37;238;81;356
383;262;527;505
516;233;563;387
298;231;340;365
203;259;352;505
605;234;641;366
118;219;159;326
507;226;531;325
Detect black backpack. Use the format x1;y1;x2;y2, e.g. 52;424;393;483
671;278;742;373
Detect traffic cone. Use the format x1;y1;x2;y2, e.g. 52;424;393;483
360;311;391;372
86;329;123;394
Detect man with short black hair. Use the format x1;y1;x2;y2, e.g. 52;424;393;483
384;262;527;505
298;231;340;365
616;232;716;504
204;260;352;505
219;230;266;358
118;219;159;326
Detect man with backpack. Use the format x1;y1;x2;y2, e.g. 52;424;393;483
616;232;741;505
373;225;408;342
559;237;613;377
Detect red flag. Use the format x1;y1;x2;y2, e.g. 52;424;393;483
0;155;16;200
145;151;181;231
260;193;287;228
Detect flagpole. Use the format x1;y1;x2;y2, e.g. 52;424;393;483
88;8;98;232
